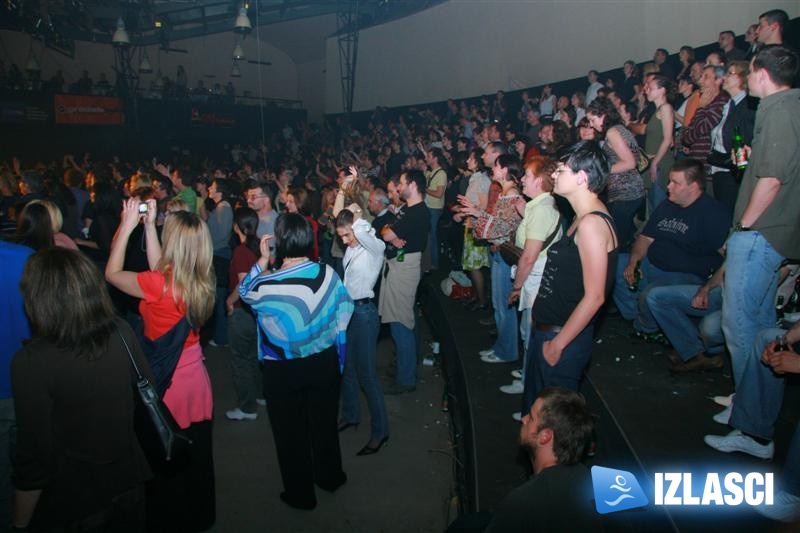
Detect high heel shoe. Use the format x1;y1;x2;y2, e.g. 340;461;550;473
356;437;389;456
338;421;358;432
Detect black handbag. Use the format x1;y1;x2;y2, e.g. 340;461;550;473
117;329;191;462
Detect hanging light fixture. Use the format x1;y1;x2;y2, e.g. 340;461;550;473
112;17;130;46
139;49;153;73
232;43;245;60
230;62;241;78
234;6;252;34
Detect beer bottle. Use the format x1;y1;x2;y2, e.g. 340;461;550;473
732;128;748;172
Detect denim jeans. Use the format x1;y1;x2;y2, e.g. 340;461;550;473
646;284;724;360
390;322;417;387
522;325;594;415
608;197;645;251
341;303;389;441
729;327;786;440
646;183;668;222
490;251;518;361
613;254;705;333
699;311;725;355
721;231;783;386
228;307;261;413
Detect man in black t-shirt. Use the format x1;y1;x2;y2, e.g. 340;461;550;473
379;170;429;394
486;388;601;532
613;159;729;342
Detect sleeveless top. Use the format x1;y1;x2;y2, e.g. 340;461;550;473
644;106;675;188
603;125;645;202
533;211;618;326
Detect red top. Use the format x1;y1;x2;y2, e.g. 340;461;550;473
137;270;200;349
228;243;258;308
306;215;320;262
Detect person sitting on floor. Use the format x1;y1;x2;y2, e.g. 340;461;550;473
613;159;729;344
486;387;601;532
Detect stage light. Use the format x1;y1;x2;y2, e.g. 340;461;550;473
112;17;130;46
234;7;252;34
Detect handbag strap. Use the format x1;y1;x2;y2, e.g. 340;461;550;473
117;327;145;382
541;217;562;250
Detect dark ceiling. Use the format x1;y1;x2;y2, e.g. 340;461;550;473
1;0;443;58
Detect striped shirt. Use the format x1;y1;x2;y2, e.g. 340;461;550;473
239;261;354;370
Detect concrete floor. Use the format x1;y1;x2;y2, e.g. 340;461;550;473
203;330;453;533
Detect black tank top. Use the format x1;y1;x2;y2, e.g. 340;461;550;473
533;211;618;326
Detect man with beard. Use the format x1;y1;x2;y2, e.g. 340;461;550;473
379;170;429;394
486;388;600;532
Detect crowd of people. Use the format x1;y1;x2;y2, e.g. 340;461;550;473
0;60;238;103
0;6;798;531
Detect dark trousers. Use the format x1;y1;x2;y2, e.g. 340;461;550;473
146;421;215;533
262;347;346;508
522;325;594;415
711;171;739;221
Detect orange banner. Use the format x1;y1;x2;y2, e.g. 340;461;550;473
54;94;124;125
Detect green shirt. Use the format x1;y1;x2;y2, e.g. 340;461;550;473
514;192;561;257
733;88;800;259
424;168;446;210
174;187;198;214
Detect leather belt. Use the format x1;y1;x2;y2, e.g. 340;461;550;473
354;298;374;305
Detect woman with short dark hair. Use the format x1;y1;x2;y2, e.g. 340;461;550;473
239;213;354;510
12;248;151;532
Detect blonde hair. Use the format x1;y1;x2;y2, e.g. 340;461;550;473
28;199;63;233
166;198;190;213
158;211;215;328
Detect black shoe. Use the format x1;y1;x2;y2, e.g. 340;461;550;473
316;472;347;493
337;421;358;432
357;437;389;456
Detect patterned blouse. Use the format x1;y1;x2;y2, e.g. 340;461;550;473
474;193;523;245
239;261;354;370
603;125;645;203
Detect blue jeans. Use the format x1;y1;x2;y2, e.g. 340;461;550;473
490;251;518;361
428;207;442;270
646;285;724;360
608;197;644;251
729;327;786;441
648;183;667;218
722;231;783;386
522;325;594;415
390;322;417;387
613;254;704;333
341;303;389;441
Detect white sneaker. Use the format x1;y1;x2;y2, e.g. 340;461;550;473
712;405;732;425
704;429;774;460
511;369;523;379
753;489;800;523
712;393;735;407
479;348;495;357
256;398;267;406
226;407;258;421
481;353;509;364
512;411;522;422
499;380;524;394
